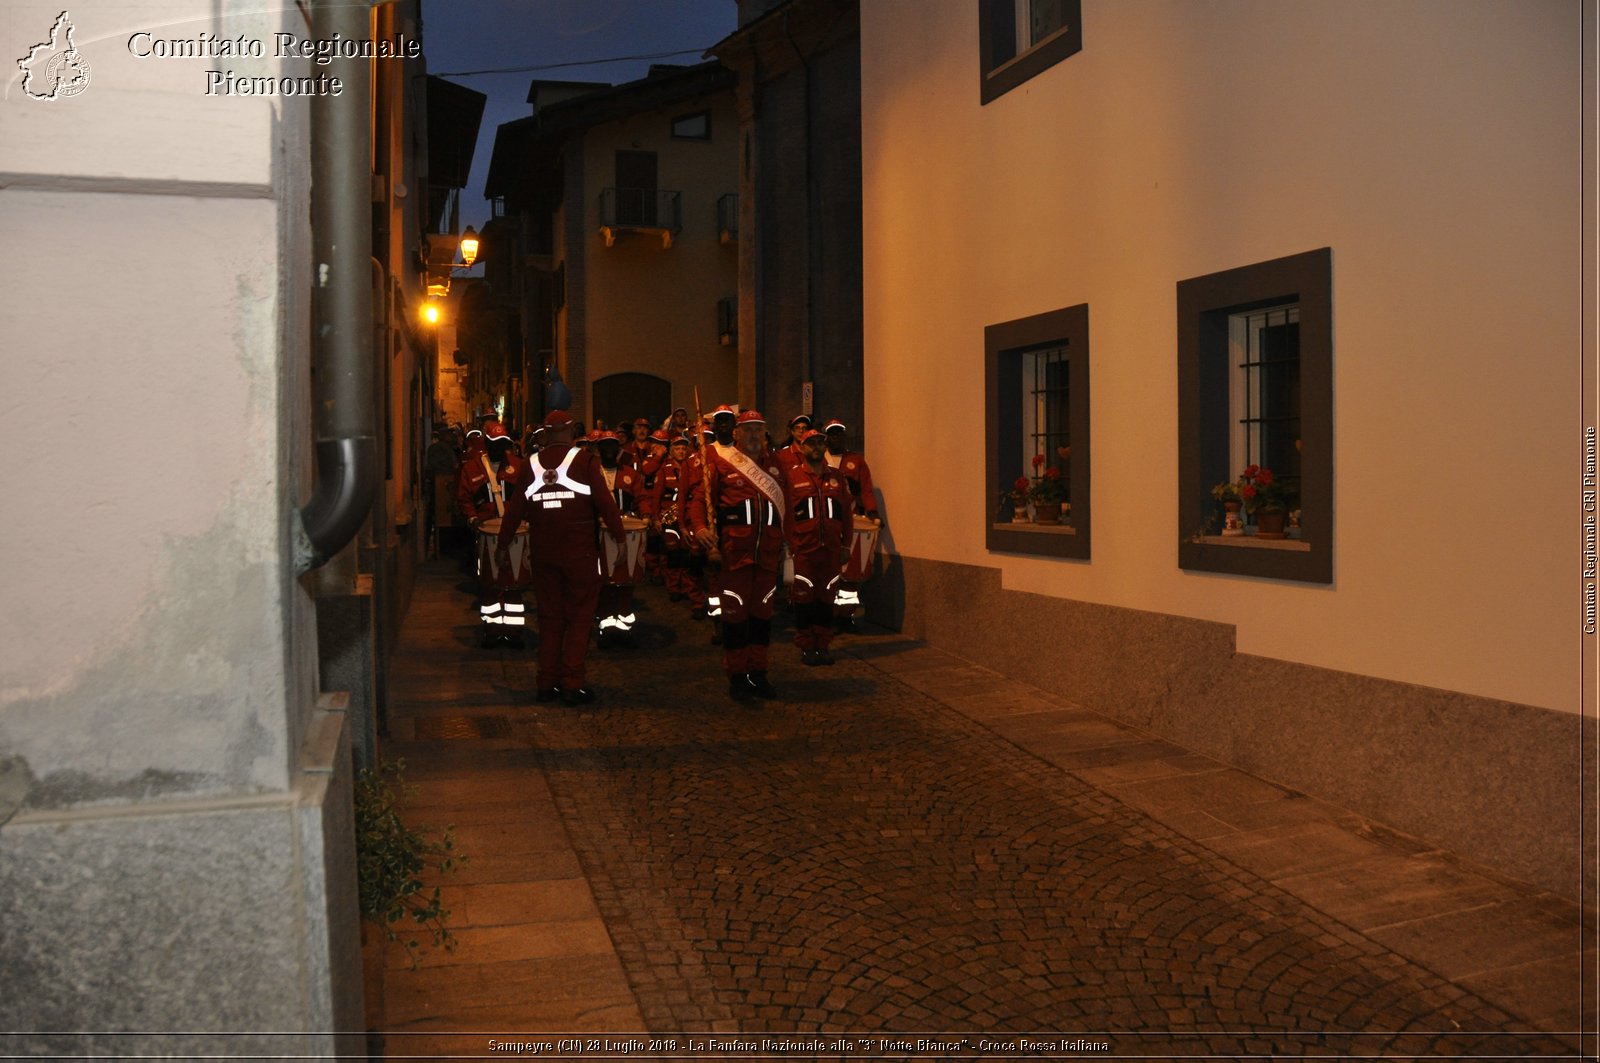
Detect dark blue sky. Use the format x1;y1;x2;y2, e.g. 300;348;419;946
421;0;739;231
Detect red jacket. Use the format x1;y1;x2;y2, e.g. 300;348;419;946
783;459;850;558
687;444;789;565
829;450;878;517
498;445;625;560
456;450;525;524
598;462;644;516
648;457;692;533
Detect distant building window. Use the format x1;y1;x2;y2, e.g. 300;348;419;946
672;111;710;140
980;0;1082;105
1177;248;1332;583
985;303;1090;560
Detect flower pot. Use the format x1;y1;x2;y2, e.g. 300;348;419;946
1033;502;1063;525
1222;501;1244;536
1013;504;1029;523
1255;508;1288;539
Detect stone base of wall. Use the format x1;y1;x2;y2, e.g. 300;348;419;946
0;707;363;1055
866;554;1593;903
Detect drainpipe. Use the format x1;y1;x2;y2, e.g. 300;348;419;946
295;0;378;572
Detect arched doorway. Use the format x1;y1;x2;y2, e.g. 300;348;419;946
592;372;672;432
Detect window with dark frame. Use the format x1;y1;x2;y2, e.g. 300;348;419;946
979;0;1083;105
671;111;710;140
1177;248;1332;584
985;303;1090;560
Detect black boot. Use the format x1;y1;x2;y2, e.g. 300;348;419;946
728;673;757;700
747;671;776;698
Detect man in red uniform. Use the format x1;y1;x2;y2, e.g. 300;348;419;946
784;429;851;665
775;414;812;470
594;431;644;647
497;411;625;705
456;420;532;646
650;434;705;610
823;418;881;632
690;409;789;700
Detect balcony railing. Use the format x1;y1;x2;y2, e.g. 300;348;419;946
599;187;682;248
717;193;738;245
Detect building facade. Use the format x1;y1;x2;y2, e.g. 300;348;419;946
486;63;740;429
711;0;865;433
858;0;1594;900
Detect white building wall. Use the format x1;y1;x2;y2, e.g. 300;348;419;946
0;1;359;1047
860;0;1582;714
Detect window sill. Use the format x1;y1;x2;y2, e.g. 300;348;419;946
992;522;1077;535
1192;534;1309;552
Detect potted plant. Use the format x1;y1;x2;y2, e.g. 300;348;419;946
1214;464;1294;538
355;760;464;970
1028;459;1069;524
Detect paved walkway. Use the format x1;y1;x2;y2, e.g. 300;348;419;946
369;559;1593;1059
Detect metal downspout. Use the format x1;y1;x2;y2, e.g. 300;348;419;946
295;0;377;573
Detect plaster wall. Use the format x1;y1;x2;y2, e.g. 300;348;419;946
859;0;1583;713
0;0;357;1041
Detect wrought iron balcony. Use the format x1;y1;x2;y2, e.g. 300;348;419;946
599;187;682;249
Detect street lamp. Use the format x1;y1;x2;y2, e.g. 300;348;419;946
458;226;479;268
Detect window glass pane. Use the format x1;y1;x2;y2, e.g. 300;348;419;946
1231;304;1300;499
672;112;709;139
1029;0;1070;45
1021;342;1070;485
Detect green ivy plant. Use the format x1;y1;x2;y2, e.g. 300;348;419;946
354;759;464;967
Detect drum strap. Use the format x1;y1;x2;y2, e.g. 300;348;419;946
480;453;505;517
525;447;592;504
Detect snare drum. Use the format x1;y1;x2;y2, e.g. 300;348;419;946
842;515;880;583
603;515;649;584
478;517;531;586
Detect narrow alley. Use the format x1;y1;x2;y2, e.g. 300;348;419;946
371;559;1590;1060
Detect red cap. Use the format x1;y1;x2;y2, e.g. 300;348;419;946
711;404;737;421
542;410;574;430
736;409;766;426
823;419;847;432
483;420;511;441
799;428;826;444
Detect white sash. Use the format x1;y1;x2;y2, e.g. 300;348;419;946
716;443;785;526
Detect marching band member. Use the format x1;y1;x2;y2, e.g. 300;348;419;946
822;419;880;632
496;411;625;705
456;421;532;646
775;414;812;470
783;428;851;665
689;409;789;701
650;434;706;611
594;431;644;647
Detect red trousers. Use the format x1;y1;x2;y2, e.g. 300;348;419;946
789;549;841;651
717;538;781;675
530;556;602;689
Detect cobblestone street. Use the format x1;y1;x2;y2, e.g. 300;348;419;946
374;559;1591;1059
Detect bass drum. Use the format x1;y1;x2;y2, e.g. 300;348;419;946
477;517;531;586
602;515;649;584
841;515;880;583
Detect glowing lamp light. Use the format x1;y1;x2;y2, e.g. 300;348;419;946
459;225;480;268
422;301;441;325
